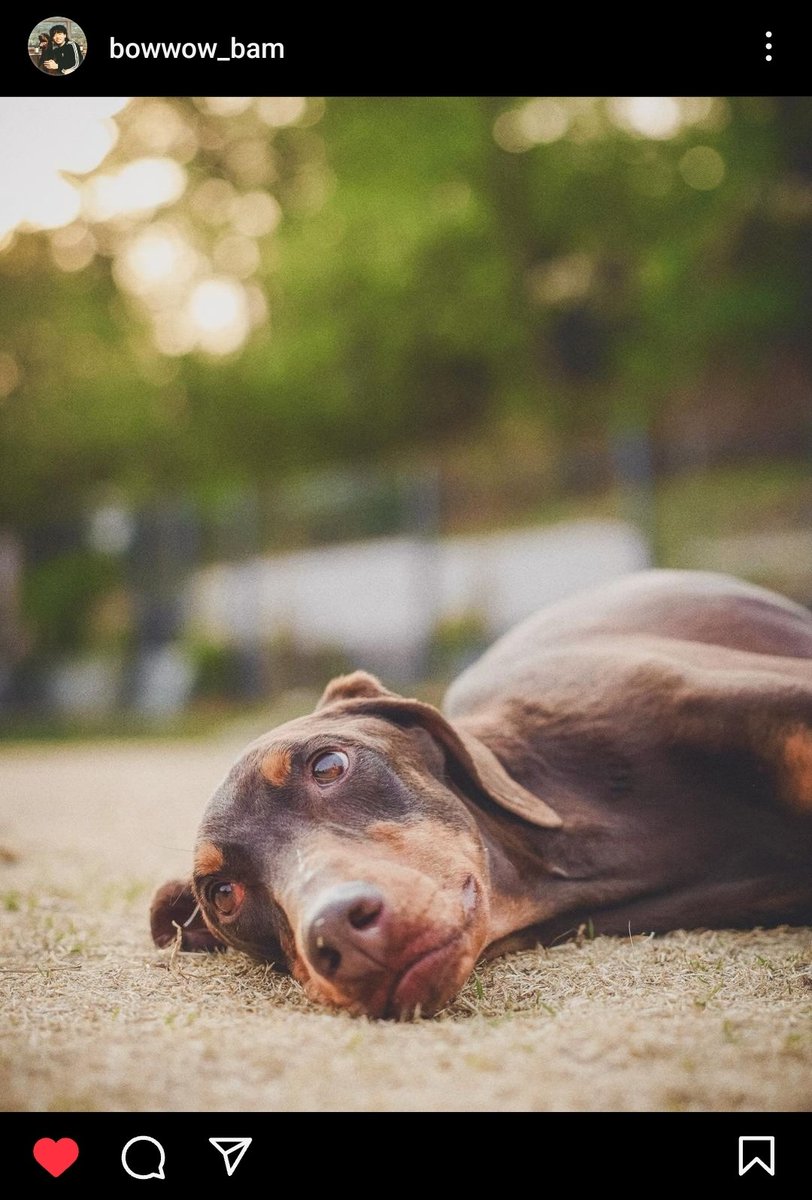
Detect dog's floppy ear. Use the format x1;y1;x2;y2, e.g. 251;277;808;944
317;670;395;708
150;879;226;952
446;724;563;828
320;683;562;829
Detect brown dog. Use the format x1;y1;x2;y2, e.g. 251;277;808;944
151;569;812;1017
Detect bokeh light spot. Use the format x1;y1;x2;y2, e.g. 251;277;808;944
187;277;250;354
83;157;186;221
609;97;684;140
230;191;281;238
0;352;21;399
679;145;726;190
0;98;128;237
256;97;307;127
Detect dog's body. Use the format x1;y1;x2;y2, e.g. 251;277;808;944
152;570;812;1017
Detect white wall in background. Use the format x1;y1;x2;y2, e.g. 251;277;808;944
187;519;649;670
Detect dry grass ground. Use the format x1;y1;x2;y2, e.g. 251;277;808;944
1;739;810;1112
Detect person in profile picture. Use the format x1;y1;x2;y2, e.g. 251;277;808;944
42;23;82;75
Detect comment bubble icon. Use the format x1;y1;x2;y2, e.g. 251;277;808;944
121;1135;166;1180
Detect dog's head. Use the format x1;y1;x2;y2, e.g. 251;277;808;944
150;671;561;1017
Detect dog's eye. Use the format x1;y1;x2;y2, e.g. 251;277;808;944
211;882;244;916
311;750;349;785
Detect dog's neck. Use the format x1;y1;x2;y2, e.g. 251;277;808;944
452;715;645;946
475;803;634;947
475;809;571;941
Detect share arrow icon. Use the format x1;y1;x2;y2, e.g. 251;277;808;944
209;1137;252;1177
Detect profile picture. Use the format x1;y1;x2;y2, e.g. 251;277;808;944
28;15;87;75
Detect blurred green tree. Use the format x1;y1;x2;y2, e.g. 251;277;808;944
0;95;809;533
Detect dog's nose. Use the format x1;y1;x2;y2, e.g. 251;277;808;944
304;882;386;981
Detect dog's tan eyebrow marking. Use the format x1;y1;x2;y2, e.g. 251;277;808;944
194;841;224;876
261;748;292;787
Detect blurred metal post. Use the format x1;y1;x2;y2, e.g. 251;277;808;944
126;500;200;714
0;530;23;711
408;465;442;681
214;487;267;700
611;427;657;566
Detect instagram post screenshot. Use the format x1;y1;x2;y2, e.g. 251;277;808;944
0;10;808;1178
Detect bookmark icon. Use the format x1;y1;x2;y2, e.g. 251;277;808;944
738;1136;775;1176
209;1137;252;1177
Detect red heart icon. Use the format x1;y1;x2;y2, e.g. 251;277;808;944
33;1138;79;1177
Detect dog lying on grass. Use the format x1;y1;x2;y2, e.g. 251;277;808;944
151;570;812;1017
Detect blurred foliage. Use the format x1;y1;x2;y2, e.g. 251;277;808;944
1;96;812;531
427;611;490;679
655;460;812;556
22;549;119;655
